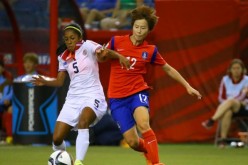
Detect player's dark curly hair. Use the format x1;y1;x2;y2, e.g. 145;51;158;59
130;5;158;31
56;23;84;55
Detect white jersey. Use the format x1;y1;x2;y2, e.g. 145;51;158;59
57;40;107;128
58;40;105;100
219;75;248;105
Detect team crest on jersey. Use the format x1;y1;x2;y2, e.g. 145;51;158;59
83;49;87;55
142;52;148;59
63;61;67;66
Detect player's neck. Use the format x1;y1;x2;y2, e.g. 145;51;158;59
130;35;144;46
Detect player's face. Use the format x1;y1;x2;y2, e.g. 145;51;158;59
132;19;149;42
230;63;243;78
63;29;81;52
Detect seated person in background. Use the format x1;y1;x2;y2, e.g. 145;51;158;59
0;60;13;144
100;0;144;30
0;60;13;92
202;59;248;145
78;0;117;29
14;52;39;82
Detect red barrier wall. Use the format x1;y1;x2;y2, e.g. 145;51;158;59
149;0;248;143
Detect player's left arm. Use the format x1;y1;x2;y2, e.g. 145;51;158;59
162;63;202;99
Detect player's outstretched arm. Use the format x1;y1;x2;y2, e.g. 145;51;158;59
96;45;130;69
162;63;202;99
31;71;66;87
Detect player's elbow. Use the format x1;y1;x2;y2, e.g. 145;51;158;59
57;81;64;87
97;55;109;62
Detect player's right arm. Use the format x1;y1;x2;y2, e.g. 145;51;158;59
32;71;66;87
96;46;130;69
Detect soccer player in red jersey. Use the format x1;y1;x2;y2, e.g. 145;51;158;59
100;6;202;165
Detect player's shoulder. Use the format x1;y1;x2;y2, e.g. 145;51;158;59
112;35;129;42
141;42;157;54
146;44;157;51
84;40;100;46
58;51;66;61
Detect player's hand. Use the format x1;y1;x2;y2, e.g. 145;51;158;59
119;55;131;70
186;86;202;100
96;44;108;62
31;75;46;86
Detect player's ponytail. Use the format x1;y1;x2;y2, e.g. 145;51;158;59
56;43;67;56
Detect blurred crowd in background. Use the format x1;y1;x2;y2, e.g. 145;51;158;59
0;0;154;30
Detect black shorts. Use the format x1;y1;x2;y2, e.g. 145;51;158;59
233;104;248;117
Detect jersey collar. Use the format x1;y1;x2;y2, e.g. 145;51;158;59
61;41;84;61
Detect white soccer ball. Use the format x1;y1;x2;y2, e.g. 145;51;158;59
230;141;237;147
48;150;74;165
237;141;245;148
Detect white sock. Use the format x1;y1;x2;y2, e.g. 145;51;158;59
76;129;90;161
52;140;66;151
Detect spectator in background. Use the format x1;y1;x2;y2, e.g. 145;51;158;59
14;52;39;82
202;59;248;146
0;60;13;91
100;0;144;30
78;0;117;29
0;60;13;144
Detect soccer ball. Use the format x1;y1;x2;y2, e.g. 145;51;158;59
48;150;74;165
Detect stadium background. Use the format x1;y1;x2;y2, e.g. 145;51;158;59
0;0;248;143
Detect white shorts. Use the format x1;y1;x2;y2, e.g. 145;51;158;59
57;96;107;129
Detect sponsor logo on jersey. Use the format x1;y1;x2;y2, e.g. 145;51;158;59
117;48;124;52
142;52;148;59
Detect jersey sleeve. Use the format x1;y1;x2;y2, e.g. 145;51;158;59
87;40;102;55
58;56;66;72
107;36;115;50
150;46;166;65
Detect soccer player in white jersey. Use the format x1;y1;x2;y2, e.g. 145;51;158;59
202;59;248;146
32;23;129;165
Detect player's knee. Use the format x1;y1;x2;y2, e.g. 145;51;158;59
137;122;150;133
125;138;139;149
53;134;63;146
78;118;90;129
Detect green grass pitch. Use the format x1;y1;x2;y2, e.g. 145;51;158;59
0;144;247;165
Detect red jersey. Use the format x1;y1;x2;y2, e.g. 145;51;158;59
107;35;166;98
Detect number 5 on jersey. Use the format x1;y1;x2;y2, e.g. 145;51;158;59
73;61;79;73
